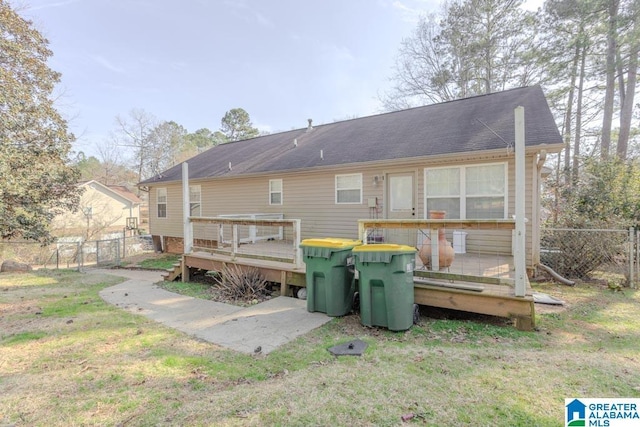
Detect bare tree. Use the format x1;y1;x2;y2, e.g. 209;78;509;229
380;0;541;109
114;109;157;186
96;138;124;185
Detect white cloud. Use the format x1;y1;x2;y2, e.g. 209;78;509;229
320;44;355;62
90;54;125;74
223;0;275;29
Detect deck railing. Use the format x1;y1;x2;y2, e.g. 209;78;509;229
189;216;303;268
357;218;525;295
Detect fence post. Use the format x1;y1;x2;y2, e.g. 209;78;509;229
77;241;82;271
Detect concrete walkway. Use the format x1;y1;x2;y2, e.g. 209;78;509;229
93;268;332;355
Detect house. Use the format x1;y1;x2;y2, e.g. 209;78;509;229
566;399;586;423
52;180;143;239
139;86;563;272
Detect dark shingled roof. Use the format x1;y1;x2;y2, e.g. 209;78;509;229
141;86;562;185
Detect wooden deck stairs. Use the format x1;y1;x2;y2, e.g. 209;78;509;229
161;261;183;282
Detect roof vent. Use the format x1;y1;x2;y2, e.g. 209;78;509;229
320;149;323;160
294;138;298;147
307;118;313;132
228;162;232;171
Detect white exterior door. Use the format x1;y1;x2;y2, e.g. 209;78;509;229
386;172;416;246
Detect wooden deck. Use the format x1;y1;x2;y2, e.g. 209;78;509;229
182;245;535;331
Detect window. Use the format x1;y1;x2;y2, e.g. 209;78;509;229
336;173;362;204
425;163;506;219
157;188;167;218
189;185;201;216
465;164;505;219
269;179;282;205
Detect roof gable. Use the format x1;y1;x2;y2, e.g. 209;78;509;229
80;181;141;206
141;86;562;185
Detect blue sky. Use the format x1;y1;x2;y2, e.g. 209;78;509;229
18;0;539;158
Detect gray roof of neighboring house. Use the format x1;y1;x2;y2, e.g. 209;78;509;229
107;185;142;204
141;85;563;185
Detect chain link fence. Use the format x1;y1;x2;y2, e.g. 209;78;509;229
540;227;638;286
0;235;155;271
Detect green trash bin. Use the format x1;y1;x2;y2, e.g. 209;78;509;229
353;244;418;331
299;238;361;316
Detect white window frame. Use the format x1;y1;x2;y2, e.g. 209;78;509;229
157;188;167;219
423;163;507;219
269;179;283;205
189;185;201;217
335;173;363;204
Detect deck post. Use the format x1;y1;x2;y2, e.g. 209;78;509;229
514;107;526;297
182;163;193;282
358;222;366;244
293;219;303;268
430;228;439;271
217;224;223;249
231;224;238;258
182;162;193;255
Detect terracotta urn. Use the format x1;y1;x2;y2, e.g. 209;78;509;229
419;211;455;270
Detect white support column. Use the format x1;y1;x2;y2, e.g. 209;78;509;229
514;107;526;297
182;163;193;255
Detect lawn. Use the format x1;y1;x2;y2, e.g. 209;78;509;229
1;269;639;426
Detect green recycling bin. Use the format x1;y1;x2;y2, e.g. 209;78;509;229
353;244;418;331
299;238;361;316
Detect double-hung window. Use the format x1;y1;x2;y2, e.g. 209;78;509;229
335;173;362;204
157;188;167;218
425;163;506;219
269;179;282;205
189;185;201;216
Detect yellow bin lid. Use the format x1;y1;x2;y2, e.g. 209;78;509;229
353;244;416;252
300;238;362;249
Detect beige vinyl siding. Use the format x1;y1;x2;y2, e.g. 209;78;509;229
147;151;543;268
148;184;184;237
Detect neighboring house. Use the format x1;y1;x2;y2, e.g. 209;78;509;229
139;86;563;270
52;180;142;239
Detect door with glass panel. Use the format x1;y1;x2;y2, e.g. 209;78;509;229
386;172;416;246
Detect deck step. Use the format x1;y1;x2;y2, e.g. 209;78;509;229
162;261;183;282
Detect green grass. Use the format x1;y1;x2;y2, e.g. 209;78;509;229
1;270;639;426
137;254;181;270
157;280;213;300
